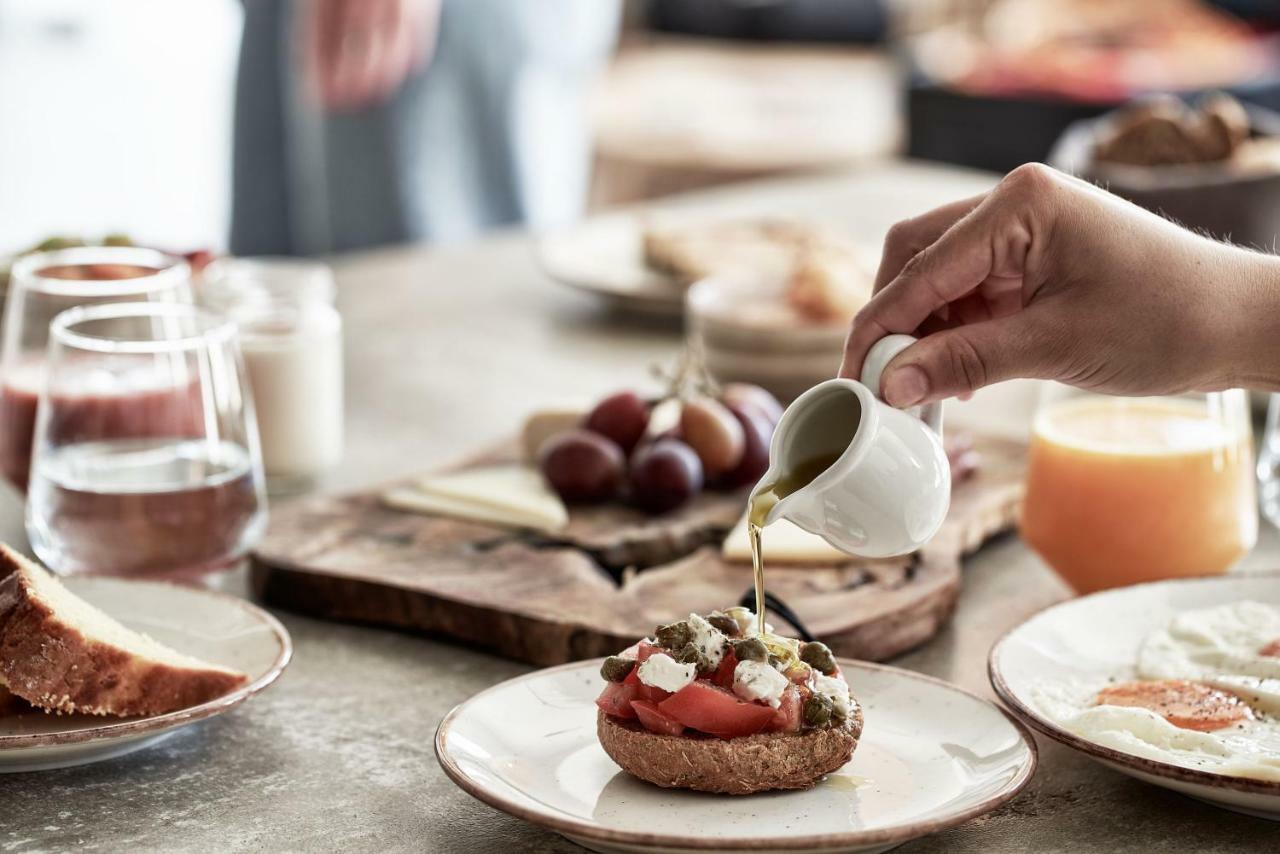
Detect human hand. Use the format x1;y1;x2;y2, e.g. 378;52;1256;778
300;0;441;110
840;163;1280;406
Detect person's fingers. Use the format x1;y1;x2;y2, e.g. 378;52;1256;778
327;0;385;108
878;311;1060;406
299;0;338;106
839;163;1067;381
363;0;411;103
873;193;987;294
840;199;1008;379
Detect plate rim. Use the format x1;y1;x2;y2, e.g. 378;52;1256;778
988;571;1280;799
535;221;686;314
0;576;292;750
436;657;1039;851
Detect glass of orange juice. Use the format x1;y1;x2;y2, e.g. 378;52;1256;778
1020;388;1256;594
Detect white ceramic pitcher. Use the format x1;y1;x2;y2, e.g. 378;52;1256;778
752;334;950;558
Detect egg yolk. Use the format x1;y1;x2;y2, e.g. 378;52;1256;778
1095;680;1254;732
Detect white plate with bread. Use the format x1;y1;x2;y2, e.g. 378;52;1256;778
0;547;290;772
437;657;1036;853
538;214;875;325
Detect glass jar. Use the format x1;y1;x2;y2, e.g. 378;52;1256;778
202;258;343;493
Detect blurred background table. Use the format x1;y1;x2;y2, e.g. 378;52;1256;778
2;160;1278;853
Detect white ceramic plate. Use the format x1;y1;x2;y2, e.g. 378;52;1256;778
436;658;1036;853
0;576;291;773
989;573;1280;820
538;215;686;317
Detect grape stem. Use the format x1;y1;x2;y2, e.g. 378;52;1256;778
650;340;720;404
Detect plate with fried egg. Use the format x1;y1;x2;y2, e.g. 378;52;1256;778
990;574;1280;820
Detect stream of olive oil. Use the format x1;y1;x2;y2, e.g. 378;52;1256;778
746;451;842;636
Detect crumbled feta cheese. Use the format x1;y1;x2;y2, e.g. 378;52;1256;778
637;653;697;693
724;606;754;635
687;612;726;669
733;659;789;708
812;672;852;718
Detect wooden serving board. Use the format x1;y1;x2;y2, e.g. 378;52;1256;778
251;435;1026;666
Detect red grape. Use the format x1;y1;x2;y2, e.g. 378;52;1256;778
720;383;784;427
539;429;626;502
585;391;650;454
629;439;704;514
718;404;773;489
680;397;745;477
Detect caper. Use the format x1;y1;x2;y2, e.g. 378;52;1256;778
102;233;133;247
35;236;83;251
800;641;838;675
704;610;740;637
803;694;834;728
732;637;768;662
600;656;635;682
655;620;693;651
672;643;702;665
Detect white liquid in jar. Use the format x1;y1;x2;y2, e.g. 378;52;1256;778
239;303;343;488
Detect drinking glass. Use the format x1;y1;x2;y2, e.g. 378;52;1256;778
0;247;192;491
26;303;267;578
1020;386;1256;594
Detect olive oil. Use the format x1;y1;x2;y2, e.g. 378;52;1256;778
746;451;842;636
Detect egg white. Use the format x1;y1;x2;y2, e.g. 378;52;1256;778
1139;601;1280;683
1032;600;1280;783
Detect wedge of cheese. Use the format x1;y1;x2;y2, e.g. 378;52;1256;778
721;512;849;565
382;464;569;533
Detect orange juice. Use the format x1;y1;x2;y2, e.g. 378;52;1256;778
1021;396;1256;593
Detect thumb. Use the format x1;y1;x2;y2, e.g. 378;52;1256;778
879;316;1054;406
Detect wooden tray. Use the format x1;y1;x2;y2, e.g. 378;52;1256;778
251;435;1026;666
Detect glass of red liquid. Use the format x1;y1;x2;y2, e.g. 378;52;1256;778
1;247;192;491
26;303;267;578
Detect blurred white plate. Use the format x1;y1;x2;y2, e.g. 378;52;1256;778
990;574;1280;820
538;215;686;317
0;576;290;773
437;658;1036;853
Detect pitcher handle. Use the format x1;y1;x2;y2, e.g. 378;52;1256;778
860;334;944;437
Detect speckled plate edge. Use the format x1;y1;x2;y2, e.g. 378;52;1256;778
0;579;292;750
988;572;1280;799
436;657;1038;852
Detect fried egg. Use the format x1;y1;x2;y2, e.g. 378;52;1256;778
1033;600;1280;783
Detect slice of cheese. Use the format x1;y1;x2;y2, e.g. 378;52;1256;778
721;512;849;565
521;407;587;462
381;464;569;533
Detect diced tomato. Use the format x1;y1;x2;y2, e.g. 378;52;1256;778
711;649;739;688
658;681;775;738
622;642;664;686
766;687;803;733
596;681;639;719
631;700;686;736
635;683;672;703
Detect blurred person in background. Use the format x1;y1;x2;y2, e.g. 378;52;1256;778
231;0;620;256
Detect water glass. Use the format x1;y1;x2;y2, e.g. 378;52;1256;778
0;247;192;491
26;303;267;578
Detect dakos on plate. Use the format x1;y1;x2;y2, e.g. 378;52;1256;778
595;606;862;795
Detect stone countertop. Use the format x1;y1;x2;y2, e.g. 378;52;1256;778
3;161;1277;852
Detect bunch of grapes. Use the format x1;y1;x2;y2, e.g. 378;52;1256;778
539;383;783;515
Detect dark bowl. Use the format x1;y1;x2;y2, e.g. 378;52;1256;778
1049;103;1280;252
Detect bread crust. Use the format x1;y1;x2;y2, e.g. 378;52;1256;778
0;547;247;716
597;701;863;795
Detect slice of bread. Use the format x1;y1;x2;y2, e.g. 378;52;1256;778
597;701;864;795
0;546;248;716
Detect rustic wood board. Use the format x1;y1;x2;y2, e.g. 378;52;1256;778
251;435;1026;666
